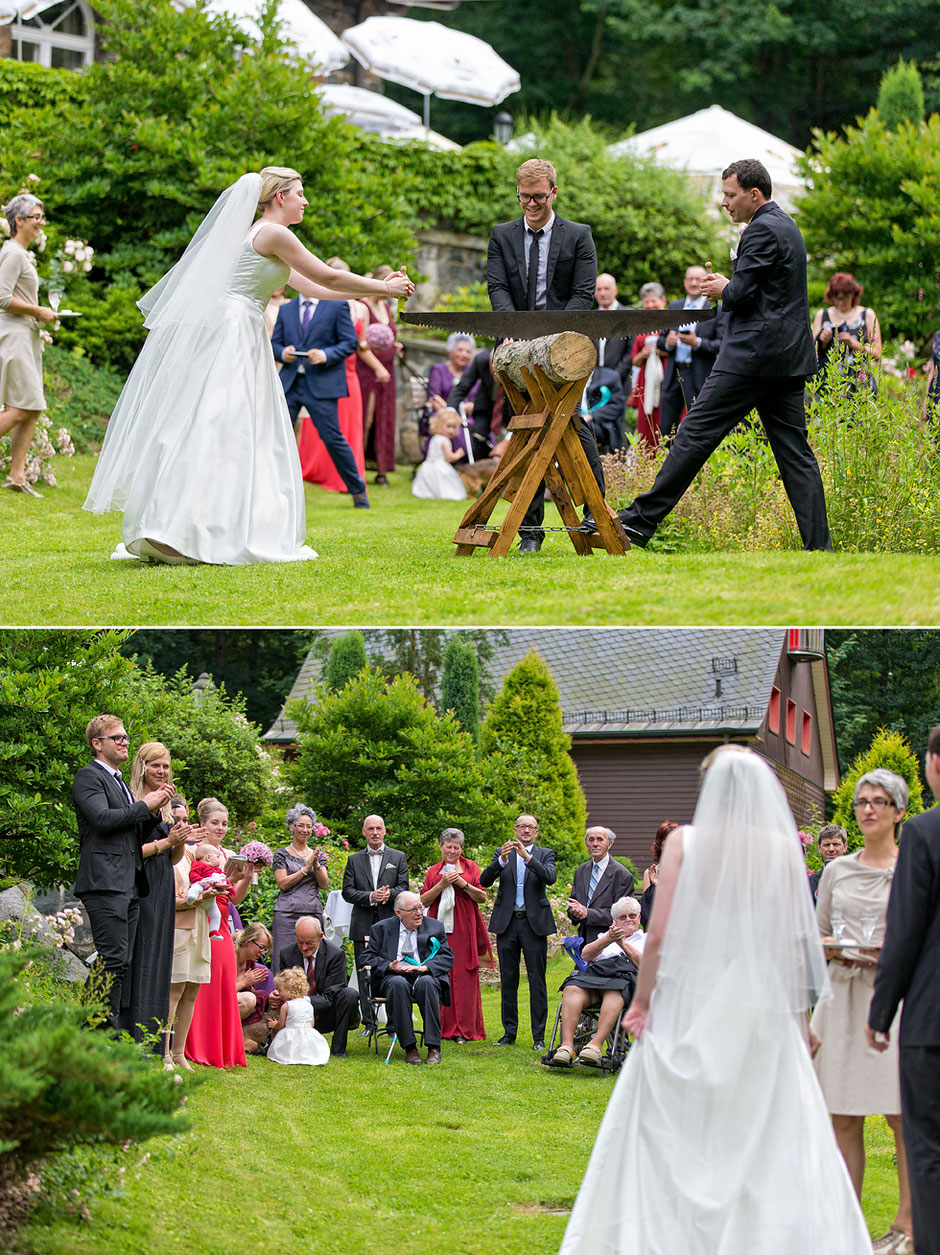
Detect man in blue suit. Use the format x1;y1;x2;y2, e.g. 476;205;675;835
272;295;369;507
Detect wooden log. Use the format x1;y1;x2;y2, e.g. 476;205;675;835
492;332;596;393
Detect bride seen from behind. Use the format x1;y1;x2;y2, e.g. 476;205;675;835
84;167;413;565
558;744;872;1255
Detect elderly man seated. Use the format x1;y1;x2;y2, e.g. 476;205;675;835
361;891;455;1066
549;896;646;1068
275;915;361;1058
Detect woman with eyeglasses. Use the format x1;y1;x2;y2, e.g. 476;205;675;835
271;804;329;972
548;896;646;1068
0;194;57;496
234;922;275;1054
812;769;913;1254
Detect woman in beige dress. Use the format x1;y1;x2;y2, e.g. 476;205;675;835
813;768;913;1255
166;838;211;1070
0;193;57;496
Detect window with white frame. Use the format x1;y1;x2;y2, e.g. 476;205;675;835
9;0;94;70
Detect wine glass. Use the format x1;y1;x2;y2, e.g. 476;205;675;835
860;909;879;946
831;914;847;944
48;290;61;314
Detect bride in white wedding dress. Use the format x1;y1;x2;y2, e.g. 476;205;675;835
84;168;412;565
558;746;872;1255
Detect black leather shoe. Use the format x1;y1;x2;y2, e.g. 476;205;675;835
532;1040;545;1052
618;515;650;548
518;536;542;554
579;513;597;535
352;492;370;509
331;1050;348;1059
495;1034;516;1046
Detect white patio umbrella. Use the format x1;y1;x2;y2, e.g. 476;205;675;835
0;1;62;19
608;104;804;212
317;83;424;135
173;0;349;72
341;15;520;131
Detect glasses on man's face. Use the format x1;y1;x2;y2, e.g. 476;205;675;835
515;823;537;830
516;191;553;205
401;906;424;914
853;797;892;812
101;734;130;745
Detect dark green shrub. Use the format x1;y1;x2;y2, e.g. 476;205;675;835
43;345;125;454
877;59;925;130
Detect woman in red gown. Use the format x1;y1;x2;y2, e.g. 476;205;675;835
355;266;399;485
420;829;493;1042
631;282;670;450
185;812;247;1069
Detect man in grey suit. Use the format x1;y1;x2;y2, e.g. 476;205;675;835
480;813;557;1050
615;158;832;551
361;893;454;1065
72;714;174;1030
567;826;635;946
867;726;940;1255
341;814;409;1030
486;156;604;553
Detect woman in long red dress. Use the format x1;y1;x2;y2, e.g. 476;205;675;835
185;799;247;1069
355;265;399;485
298;259;387;491
631;282;670;450
420;828;493;1042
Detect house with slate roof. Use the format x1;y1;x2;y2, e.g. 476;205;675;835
266;628;838;872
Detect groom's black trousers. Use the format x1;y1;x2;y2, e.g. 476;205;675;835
622;369;832;551
901;1045;940;1255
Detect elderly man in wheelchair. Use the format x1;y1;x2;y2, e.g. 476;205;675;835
546;896;645;1069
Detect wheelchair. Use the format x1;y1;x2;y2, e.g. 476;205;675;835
541;994;630;1074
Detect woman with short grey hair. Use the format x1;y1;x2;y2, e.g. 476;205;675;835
422;332;477;456
271;803;329;970
420;827;491;1042
812;767;913;1251
0;193;57;495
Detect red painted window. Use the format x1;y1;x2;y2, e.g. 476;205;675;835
801;711;812;755
786;699;797;744
769;687;781;734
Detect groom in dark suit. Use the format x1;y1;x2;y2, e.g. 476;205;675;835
480;814;557;1049
272;295;368;507
361;893;454;1065
611;158;831;551
867;726;940;1255
486;157;605;553
72;714;174;1029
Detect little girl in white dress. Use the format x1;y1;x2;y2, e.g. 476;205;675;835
266;967;329;1066
412;409;467;501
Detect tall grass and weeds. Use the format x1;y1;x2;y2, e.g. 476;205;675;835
603;371;940;552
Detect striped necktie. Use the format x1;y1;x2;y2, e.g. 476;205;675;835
587;862;602;904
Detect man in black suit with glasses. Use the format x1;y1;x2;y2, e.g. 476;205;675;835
72;714;174;1029
486;157;605;553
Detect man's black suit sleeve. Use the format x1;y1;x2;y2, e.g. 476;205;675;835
720;219;778;315
869;823;933;1032
564;227;598;310
342;855;373;908
72;771;153;834
486;229;517;312
526;848;556;885
389;852;409;905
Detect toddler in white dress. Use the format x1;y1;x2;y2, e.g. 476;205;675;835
266;967;329;1066
412;409;467;501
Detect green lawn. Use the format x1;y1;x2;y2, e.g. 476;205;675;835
20;960;903;1255
0;457;935;626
